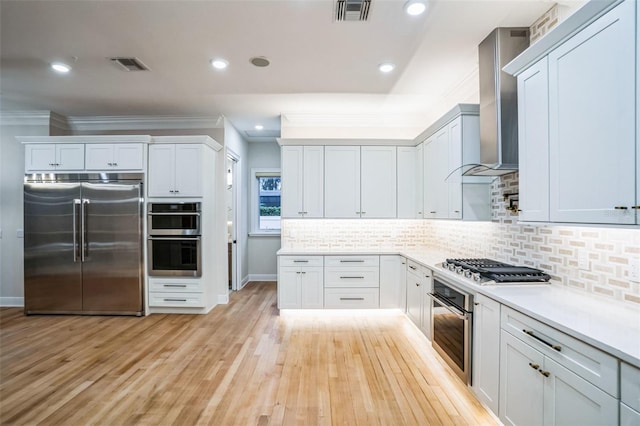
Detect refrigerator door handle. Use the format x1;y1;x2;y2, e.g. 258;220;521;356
73;199;81;262
81;199;90;262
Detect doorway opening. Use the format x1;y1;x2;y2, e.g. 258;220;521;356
226;151;240;291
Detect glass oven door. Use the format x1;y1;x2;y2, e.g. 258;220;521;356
147;236;201;277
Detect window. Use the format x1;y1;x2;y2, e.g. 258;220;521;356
251;169;281;235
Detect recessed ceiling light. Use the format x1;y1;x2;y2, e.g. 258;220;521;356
405;0;427;16
378;63;395;73
250;57;270;67
51;62;71;73
210;58;229;70
255;124;264;130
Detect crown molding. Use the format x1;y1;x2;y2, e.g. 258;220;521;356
281;112;428;128
0;110;54;126
66;115;224;132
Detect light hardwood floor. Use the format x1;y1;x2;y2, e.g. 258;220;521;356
0;282;496;425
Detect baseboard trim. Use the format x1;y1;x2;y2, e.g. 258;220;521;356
239;275;250;290
0;297;24;307
247;274;277;282
217;294;229;304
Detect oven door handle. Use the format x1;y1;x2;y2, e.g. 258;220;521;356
148;236;201;241
427;293;469;321
148;212;201;216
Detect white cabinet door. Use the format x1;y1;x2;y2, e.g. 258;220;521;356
301;267;323;308
543;357;618;426
549;0;635;224
473;294;501;415
174;144;203;197
85;144;114;170
361;146;396;218
406;270;422;327
148;144;176;197
423;136;438;218
278;267;302;309
324;146;360;218
447;118;463;220
500;330;545;426
621;404;640;426
424;129;449;219
56;144;85;170
281;146;304;218
302;146;324;218
380;255;403;309
518;57;550;222
113;144;144;170
415;143;424;218
25;144;56;171
420;269;432;340
397;147;417;219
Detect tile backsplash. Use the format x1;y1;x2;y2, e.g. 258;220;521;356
282;173;640;306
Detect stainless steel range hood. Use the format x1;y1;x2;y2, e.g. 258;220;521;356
464;28;529;176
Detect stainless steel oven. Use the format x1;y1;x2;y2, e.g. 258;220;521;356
147;202;202;277
148;202;201;236
428;274;474;384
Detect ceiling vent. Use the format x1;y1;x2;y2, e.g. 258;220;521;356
109;57;149;72
335;0;371;22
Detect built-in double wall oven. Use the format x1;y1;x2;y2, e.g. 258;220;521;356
427;274;474;385
147;202;201;277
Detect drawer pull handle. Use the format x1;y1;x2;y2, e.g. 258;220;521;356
409;265;417;270
614;206;628;210
340;297;365;301
632;206;640;209
340;276;364;279
430;211;436;214
293;260;309;263
539;370;550;378
164;284;187;288
528;362;540;370
164;298;187;302
523;329;562;352
340;260;365;263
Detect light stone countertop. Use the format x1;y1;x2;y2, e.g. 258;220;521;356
277;248;640;368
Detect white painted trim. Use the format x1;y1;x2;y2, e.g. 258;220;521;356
152;135;222;151
281;113;428;128
0;297;24;307
217;294;230;304
66;115;224;132
17;135;152;144
250;168;282;235
248;274;277;282
240;275;250;289
0;111;53;126
277;138;415;147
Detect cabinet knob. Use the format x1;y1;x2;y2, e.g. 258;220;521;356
174;190;180;193
415;283;420;287
113;163;118;166
430;211;436;214
453;210;460;213
169;190;174;193
107;162;113;166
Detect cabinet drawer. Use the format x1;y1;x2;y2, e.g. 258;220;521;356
279;256;323;267
406;259;422;274
149;292;205;308
621;362;640;412
325;256;379;267
324;288;379;309
501;306;618;396
149;278;202;293
324;267;379;288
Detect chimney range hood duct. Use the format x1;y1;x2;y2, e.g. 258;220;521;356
464;28;529;176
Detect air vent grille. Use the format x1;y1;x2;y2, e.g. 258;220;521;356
110;57;149;72
335;0;371;22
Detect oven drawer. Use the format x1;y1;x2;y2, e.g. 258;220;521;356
325;256;379;267
279;256;323;267
324;267;380;288
149;278;202;293
324;288;379;309
148;292;205;308
501;306;618;396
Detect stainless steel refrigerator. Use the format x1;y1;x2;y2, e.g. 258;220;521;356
24;173;144;315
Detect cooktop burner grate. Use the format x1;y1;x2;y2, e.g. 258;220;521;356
444;258;551;283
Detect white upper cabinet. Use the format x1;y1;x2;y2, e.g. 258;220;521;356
25;144;84;172
361;146;396;218
548;0;635;224
415;143;424;218
518;57;550;222
281;146;324;218
148;143;203;197
325;146;361;218
397;146;417;218
85;143;144;171
420;106;490;221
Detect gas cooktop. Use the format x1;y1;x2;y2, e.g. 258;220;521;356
442;258;551;285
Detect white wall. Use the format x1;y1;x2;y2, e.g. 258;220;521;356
0;114;51;306
247;141;281;279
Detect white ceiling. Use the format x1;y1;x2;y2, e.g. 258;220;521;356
0;0;577;141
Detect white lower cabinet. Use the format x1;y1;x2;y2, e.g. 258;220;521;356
621;362;640;425
324;255;379;309
278;257;324;309
472;294;501;415
324;287;379;309
148;277;204;308
419;268;432;340
406;261;423;327
379;255;406;309
621;403;640;426
499;307;619;426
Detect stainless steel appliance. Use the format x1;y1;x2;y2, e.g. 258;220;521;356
24;173;144;315
148;202;201;236
428;275;474;385
442;258;551;285
147;202;202;277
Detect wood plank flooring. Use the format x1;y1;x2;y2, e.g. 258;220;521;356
0;282;496;425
